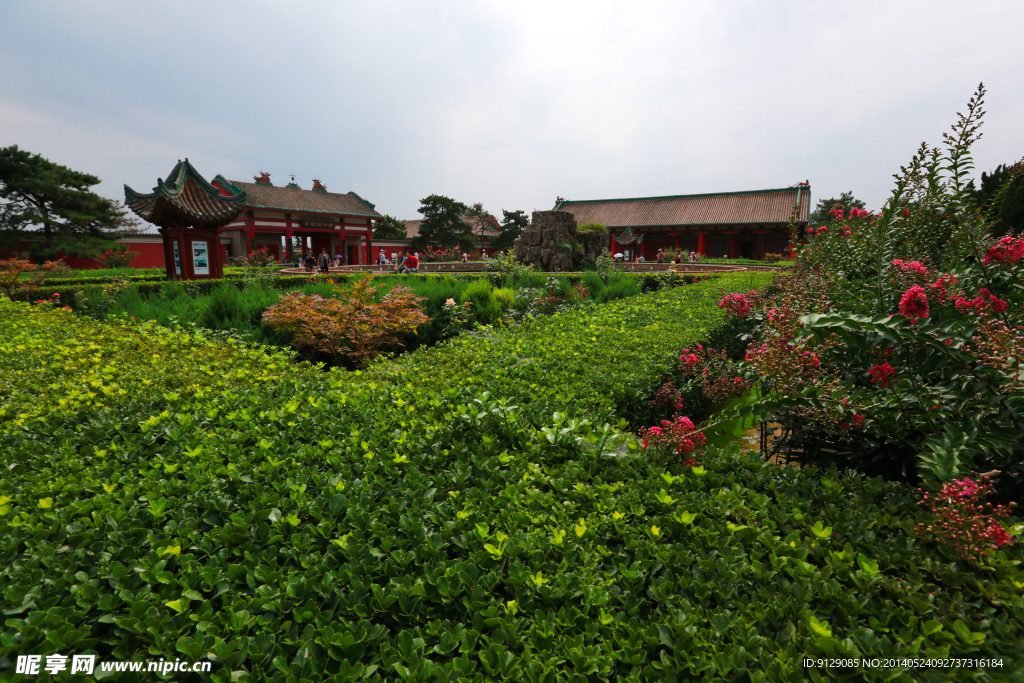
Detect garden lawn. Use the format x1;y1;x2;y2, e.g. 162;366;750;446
1;273;1020;682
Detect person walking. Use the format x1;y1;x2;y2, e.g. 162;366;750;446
317;248;330;274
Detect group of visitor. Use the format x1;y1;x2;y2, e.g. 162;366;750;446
654;248;698;264
373;251;420;273
296;249;336;274
394;252;419;274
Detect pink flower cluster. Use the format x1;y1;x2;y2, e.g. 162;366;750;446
899;285;930;322
941;478;980;500
892;259;930;277
954;288;1009;314
801;350;821;368
982;523;1014;548
848;207;870;219
916;477;1016;561
640;415;707;456
927;274;959;303
869;363;896;387
718;293;752;318
982;236;1024;266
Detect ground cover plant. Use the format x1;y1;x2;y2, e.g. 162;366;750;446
33;270;679;363
2;272;1021;681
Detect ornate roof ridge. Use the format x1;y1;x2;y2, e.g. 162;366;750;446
125;159;247;205
555;186;807;208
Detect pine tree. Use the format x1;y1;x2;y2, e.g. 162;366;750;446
0;145;124;259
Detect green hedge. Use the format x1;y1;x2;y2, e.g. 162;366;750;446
1;275;1020;681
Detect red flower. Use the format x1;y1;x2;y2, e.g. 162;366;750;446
869;363;896;387
982;236;1024;266
718;293;752;318
984;523;1014;548
899;285;929;322
852;414;865;428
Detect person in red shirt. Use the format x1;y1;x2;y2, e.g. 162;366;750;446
405;252;419;273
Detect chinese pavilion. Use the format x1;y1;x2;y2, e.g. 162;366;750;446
553;185;810;261
125;160;382;280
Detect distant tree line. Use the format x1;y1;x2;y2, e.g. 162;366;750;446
373;194;529;253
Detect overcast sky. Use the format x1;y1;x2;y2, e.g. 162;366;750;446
2;1;1023;229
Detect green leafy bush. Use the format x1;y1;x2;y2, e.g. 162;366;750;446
200;281;247;330
458;279;502;325
491;287;514;312
596;274;641;303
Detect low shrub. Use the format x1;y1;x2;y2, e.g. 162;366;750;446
262;277;429;368
199;281;247;330
458;279;501;325
596;274;641;303
95;246;140;269
491;287;514;312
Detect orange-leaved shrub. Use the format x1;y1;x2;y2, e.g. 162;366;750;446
262;276;429;368
0;257;67;301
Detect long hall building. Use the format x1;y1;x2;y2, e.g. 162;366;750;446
554;185;810;260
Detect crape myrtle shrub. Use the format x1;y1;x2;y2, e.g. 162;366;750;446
741;85;1024;498
1;287;1022;682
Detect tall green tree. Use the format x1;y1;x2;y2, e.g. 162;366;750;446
372;214;407;240
969;162;1024;237
492;209;529;251
464;202;493;238
0;145;125;259
809;191;867;225
412;194;470;250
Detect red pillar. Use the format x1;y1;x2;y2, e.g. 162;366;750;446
181;233;194;280
730;233;738;259
340;218;348;264
210;231;224;280
245;210;255;255
160;229;174;280
285;213;293;263
697;231;707;257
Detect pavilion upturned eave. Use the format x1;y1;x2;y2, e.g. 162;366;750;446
124;159;247;229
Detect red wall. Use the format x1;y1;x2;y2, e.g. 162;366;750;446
3;240;165;269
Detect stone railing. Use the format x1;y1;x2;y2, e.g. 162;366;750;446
277;261;786;276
